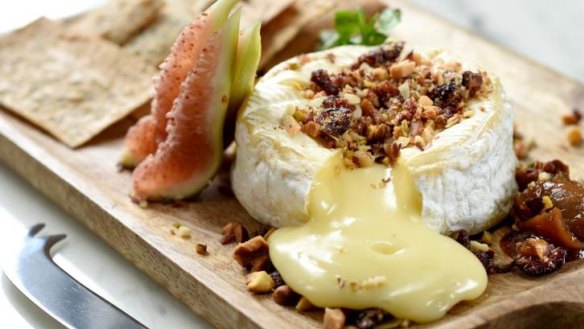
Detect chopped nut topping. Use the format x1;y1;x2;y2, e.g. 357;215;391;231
324;308;346;329
272;285;300;306
221;222;249;245
567;126;583;147
294;41;491;168
390;60;416;79
233;236;271;272
245;271;275;294
282;114;301;136
196;243;208;255
562;108;582;125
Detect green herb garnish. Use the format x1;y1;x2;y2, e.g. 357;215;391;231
319;8;401;50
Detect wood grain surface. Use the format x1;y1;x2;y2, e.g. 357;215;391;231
2;1;584;328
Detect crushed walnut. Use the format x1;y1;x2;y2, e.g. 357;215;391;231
221;221;249;245
290;41;491;168
195;243;208;255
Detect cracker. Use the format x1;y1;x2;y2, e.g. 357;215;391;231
258;0;337;69
0;18;156;147
124;0;213;66
262;0;386;70
240;0;294;27
70;0;164;45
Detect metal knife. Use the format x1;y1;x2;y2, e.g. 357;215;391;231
2;223;148;329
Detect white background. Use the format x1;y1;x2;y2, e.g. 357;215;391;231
1;0;583;328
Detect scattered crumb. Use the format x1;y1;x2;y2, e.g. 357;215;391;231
562;108;582;125
567;126;583;147
176;225;191;239
196;243;208;255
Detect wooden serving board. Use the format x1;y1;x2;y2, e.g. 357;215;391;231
2;1;584;328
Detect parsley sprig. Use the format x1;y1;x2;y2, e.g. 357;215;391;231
319;8;402;50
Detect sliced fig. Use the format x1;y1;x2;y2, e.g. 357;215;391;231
131;9;241;201
121;0;239;168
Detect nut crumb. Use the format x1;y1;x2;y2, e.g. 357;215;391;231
273;285;299;306
567;126;583;147
245;271;275;294
177;225;191;239
324;308;346;329
562;108;582;125
233;236;271;272
221;222;249;244
196;243;208;255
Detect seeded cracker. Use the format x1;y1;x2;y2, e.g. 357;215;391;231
258;0;336;69
124;0;213;66
69;0;164;45
0;18;156;148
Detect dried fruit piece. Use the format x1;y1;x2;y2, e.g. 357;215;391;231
518;208;582;250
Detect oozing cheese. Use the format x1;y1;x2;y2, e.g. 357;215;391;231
269;154;487;322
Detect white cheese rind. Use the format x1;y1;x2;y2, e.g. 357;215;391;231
232;45;517;234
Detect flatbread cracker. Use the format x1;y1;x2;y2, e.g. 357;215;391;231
0;18;156;148
240;0;293;27
70;0;164;45
124;0;213;66
258;0;336;69
262;0;386;70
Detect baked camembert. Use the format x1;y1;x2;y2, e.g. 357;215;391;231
232;41;517;322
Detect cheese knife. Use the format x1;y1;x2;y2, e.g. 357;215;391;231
2;223;148;329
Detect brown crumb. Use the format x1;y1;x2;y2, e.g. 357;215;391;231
567;126;583;147
272;285;300;306
196;243;208;255
233;236;271;272
562;108;582;125
221;222;249;244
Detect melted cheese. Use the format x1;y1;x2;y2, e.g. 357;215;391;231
268;153;487;323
